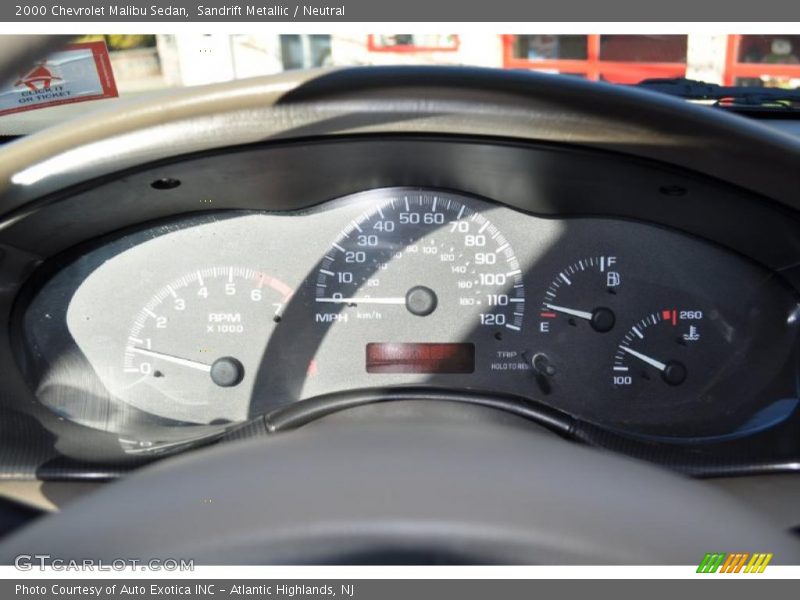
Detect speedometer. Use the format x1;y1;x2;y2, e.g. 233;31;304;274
314;190;526;333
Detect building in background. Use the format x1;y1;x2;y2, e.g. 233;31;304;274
502;35;689;83
98;34;800;94
502;34;800;88
725;35;800;87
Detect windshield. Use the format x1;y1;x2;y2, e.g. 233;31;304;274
2;33;799;132
76;33;800;90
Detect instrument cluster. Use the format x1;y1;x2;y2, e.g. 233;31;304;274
18;188;800;458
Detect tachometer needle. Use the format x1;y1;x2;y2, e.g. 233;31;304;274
620;346;667;372
316;297;407;305
130;347;212;373
544;303;594;321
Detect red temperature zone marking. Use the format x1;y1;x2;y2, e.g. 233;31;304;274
661;309;678;326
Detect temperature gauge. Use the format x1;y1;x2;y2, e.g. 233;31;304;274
612;309;704;389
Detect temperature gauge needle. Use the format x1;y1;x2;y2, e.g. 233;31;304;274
130;347;212;373
544;303;594;321
620;346;667;372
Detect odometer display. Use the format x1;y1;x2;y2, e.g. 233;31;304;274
314;190;526;332
366;342;475;374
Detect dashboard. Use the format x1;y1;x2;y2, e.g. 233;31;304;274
19;189;797;432
3;59;800;567
0;63;798;480
10;179;800;473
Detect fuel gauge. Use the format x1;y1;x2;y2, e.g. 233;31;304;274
527;255;623;388
538;255;621;335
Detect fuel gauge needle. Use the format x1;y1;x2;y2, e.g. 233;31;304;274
544;303;594;321
620;346;667;372
130;347;212;373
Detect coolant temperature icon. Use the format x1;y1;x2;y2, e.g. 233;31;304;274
683;325;700;342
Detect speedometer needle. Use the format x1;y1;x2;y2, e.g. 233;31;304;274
620;346;667;372
544;303;594;321
130;347;212;373
316;297;407;305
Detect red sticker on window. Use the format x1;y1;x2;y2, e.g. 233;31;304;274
0;41;118;117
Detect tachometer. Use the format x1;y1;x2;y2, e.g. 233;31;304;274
314;190;525;332
119;266;292;424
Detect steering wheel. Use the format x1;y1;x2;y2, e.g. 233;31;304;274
0;36;798;565
1;405;799;564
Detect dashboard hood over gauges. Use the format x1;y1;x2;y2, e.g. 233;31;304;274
0;65;798;210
